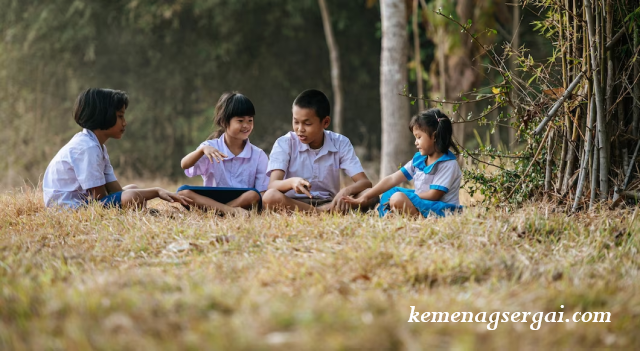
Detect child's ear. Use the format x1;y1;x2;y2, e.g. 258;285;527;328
322;116;331;129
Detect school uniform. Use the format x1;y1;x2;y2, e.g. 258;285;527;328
43;129;121;208
267;130;365;200
378;151;463;217
178;134;269;202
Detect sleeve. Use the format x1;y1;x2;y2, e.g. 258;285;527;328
266;136;291;176
254;150;270;192
430;161;459;193
400;159;415;180
338;137;365;177
103;146;117;183
184;142;212;178
72;145;107;190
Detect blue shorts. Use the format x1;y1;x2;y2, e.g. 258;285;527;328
83;191;122;208
378;187;462;218
176;185;262;209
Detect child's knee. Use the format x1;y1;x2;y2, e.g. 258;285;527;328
262;189;284;205
123;184;140;190
246;190;261;203
389;192;409;208
121;189;146;207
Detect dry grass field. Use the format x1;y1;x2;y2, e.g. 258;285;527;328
1;186;639;350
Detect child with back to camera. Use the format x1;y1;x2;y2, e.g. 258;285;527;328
345;108;463;217
178;92;268;216
43;88;191;209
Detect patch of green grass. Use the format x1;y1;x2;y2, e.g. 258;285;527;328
1;188;639;349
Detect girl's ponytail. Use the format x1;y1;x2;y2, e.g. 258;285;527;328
409;108;459;154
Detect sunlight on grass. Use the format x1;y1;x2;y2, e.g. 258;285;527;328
0;187;638;349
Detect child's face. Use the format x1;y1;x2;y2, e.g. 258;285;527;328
292;106;330;148
413;126;437;156
105;106;127;139
226;116;254;140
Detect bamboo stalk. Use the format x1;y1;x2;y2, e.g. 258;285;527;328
605;27;625;51
533;71;585;135
545;128;555;192
590;128;599;208
634;24;639;138
557;131;568;192
613;139;640;202
573;96;596;212
585;0;609;199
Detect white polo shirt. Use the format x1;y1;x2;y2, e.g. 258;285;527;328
184;134;269;192
43;129;117;208
267;130;365;199
400;151;462;205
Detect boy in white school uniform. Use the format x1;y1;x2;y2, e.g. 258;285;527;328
262;89;378;213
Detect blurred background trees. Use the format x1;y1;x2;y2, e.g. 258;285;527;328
1;0;555;191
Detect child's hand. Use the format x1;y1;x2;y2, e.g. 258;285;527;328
202;145;228;163
331;189;353;213
343;195;369;207
291;177;312;198
157;188;193;206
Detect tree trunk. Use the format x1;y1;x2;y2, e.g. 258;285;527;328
380;0;411;177
412;0;424;111
318;0;343;134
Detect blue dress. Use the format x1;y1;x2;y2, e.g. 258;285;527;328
378;151;463;218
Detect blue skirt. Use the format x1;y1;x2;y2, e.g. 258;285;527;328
377;187;463;218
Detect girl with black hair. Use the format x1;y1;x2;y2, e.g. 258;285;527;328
43;88;191;209
178;92;268;215
345;108;463;217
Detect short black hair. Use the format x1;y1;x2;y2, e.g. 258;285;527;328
293;89;330;120
210;92;255;139
409;108;459;154
73;88;129;130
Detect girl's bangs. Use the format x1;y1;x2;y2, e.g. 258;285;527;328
228;95;255;117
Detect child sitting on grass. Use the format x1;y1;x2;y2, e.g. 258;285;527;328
262;89;378;213
345;108;462;217
43;88;190;209
177;92;268;216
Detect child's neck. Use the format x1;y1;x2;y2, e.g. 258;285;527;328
426;151;444;166
308;133;325;150
92;129;109;146
224;133;247;156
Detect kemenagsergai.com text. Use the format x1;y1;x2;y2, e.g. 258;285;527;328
408;306;611;330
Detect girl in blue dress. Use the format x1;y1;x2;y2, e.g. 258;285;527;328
345;108;463;217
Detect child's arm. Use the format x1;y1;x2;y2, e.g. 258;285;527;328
344;170;407;205
105;181;123;194
181;146;227;169
267;170;313;198
88;185;191;208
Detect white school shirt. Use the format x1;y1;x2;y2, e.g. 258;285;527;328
43;129;118;208
400;151;462;206
267;130;365;199
184;134;269;192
